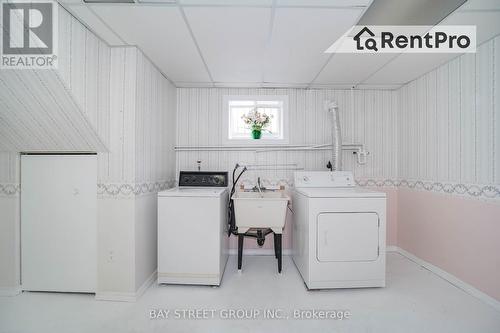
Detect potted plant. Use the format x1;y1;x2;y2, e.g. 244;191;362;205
241;108;272;139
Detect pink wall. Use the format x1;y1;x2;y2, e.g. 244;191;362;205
398;188;500;302
230;186;399;250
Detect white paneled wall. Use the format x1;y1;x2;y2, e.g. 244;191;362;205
135;51;177;185
176;88;398;184
58;7;110;136
0;153;18;184
57;8;176;187
107;47;138;183
398;36;500;190
0;6;176;188
0;6;177;192
0;69;107;152
0;6;105;153
59;8;133;183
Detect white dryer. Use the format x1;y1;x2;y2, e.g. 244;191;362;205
292;171;386;289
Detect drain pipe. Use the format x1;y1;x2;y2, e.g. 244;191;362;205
327;101;342;171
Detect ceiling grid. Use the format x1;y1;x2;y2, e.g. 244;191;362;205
59;0;500;89
177;3;216;85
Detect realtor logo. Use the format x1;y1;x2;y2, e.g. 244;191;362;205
1;0;58;69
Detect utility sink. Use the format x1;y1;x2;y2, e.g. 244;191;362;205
232;191;290;234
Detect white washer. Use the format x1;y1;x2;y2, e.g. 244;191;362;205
158;171;229;286
292;171;386;289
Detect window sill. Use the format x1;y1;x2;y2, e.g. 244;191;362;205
223;139;289;146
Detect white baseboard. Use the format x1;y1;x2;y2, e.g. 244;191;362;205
390;246;500;312
95;291;137;302
228;248;292;256
95;270;157;302
386;245;399;253
136;270;157;299
0;286;22;296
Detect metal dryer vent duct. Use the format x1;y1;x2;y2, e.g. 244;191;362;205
328;101;342;171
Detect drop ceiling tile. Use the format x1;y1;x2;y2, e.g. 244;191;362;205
276;0;371;7
263;7;364;84
91;5;211;83
355;84;402;89
183;7;271;83
314;53;397;85
66;4;125;46
58;0;84;4
135;0;177;3
180;0;273;5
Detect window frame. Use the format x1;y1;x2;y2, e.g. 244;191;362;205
222;95;289;145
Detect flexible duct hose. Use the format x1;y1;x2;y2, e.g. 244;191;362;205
328;102;342;171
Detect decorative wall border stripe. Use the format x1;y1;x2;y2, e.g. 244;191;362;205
356;179;500;199
241;177;499;199
97;180;177;197
3;179;498;199
0;180;177;198
240;178;294;188
0;184;20;196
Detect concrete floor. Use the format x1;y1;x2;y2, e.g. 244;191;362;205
1;253;499;333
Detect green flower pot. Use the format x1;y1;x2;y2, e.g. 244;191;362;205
251;129;262;139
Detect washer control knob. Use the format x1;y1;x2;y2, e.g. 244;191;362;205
303;176;310;182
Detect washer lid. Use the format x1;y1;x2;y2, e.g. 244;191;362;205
158;187;227;198
295;187;386;198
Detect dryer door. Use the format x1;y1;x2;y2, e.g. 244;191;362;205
317;212;379;262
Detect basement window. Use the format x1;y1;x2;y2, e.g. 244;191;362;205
223;95;289;144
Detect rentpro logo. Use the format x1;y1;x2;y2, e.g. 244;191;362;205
354;26;472;52
325;25;476;54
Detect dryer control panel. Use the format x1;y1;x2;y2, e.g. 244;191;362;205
294;171;355;188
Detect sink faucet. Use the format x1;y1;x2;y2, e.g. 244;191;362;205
253;177;266;196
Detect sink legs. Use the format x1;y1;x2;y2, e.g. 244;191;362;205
238;234;244;270
273;233;278;258
237;231;281;273
275;233;282;273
